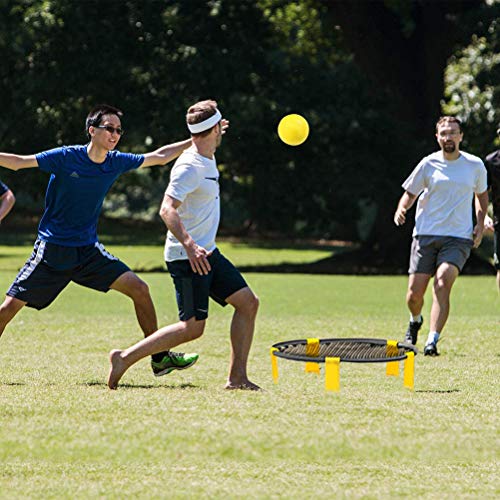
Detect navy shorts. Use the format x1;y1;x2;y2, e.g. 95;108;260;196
7;239;130;310
166;248;248;321
409;235;473;275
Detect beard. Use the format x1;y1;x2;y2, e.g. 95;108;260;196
443;142;456;153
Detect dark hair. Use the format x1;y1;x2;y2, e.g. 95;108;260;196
186;99;218;137
85;104;123;137
435;116;462;133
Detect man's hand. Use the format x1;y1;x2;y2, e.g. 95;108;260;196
472;223;484;248
185;242;213;275
221;119;229;135
394;191;416;227
394;206;407;226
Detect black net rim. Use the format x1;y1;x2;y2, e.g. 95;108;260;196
271;337;418;363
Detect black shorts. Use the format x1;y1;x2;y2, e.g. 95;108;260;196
494;227;500;271
7;239;130;310
166;248;247;321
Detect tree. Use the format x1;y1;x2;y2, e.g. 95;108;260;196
443;15;500;155
316;0;499;271
0;0;498;275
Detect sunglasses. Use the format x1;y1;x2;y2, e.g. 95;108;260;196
95;125;124;136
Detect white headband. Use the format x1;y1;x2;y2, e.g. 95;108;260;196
187;109;222;134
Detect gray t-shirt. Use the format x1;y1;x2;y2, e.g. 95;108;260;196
164;148;220;261
402;150;487;240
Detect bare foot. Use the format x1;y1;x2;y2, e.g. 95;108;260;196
107;349;127;390
224;380;261;391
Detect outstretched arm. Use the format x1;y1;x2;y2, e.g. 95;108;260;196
0;189;15;222
140;139;192;168
140;119;229;168
472;190;489;248
0;153;38;170
159;193;212;275
394;191;418;226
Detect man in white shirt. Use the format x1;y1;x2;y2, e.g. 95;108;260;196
108;100;260;390
394;116;488;356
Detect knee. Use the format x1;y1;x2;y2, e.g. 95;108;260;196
130;279;151;300
183;319;205;341
249;294;260;316
0;304;11;324
433;277;451;296
406;288;423;306
238;293;260;318
0;299;22;325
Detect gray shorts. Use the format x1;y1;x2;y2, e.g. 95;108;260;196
409;235;473;275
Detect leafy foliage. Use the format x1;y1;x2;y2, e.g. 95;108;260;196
443;11;500;155
0;0;498;248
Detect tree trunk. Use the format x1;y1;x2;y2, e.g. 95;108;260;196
324;0;486;270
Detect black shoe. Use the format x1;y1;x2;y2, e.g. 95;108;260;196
404;318;423;345
424;343;439;356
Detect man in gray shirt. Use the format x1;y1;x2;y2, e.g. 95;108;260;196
394;116;488;356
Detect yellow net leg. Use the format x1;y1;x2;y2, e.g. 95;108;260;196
270;348;279;384
325;357;340;392
305;338;321;375
403;351;415;390
305;362;320;374
386;340;399;377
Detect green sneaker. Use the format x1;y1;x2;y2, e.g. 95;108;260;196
151;351;199;377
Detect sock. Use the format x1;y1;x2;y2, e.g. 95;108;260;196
426;331;440;346
410;314;423;323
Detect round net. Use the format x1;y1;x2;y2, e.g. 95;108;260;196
272;338;417;363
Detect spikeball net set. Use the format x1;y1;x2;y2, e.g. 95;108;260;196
270;338;418;392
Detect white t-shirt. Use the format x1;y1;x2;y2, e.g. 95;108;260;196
402;150;488;240
164;149;220;261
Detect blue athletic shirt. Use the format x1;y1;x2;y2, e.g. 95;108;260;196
35;145;144;246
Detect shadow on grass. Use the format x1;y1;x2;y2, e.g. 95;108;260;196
83;381;197;390
0;382;26;386
221;235;355;252
415;389;461;393
237;248;494;275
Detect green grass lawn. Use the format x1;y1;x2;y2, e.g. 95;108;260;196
0;264;498;498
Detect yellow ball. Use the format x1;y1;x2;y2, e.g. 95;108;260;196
277;114;309;146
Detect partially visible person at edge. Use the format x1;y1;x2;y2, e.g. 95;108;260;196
483;125;500;295
394;116;488;356
0;104;221;378
0;180;15;224
108;99;260;391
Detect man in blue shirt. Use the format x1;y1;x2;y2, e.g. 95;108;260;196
0;104;198;377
